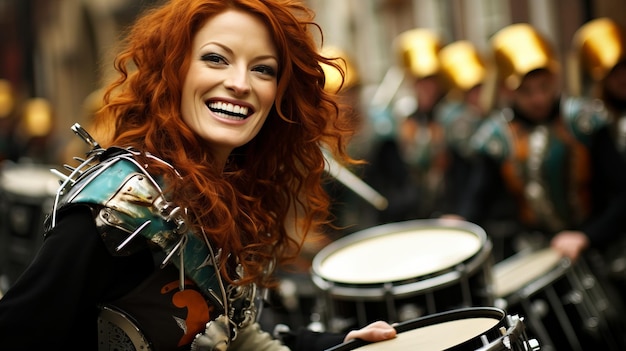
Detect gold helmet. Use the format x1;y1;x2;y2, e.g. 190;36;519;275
21;98;53;137
439;40;486;92
572;17;626;82
394;28;442;79
0;79;15;119
490;23;559;90
320;46;360;94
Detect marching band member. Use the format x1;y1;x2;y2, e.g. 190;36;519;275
436;40;493;232
569;16;626;306
392;28;451;219
451;24;626;349
569;17;626;159
456;23;626;263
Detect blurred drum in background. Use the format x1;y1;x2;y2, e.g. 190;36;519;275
311;219;493;333
0;162;59;290
493;247;626;351
325;307;539;351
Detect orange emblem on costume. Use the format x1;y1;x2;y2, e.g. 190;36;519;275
161;279;214;347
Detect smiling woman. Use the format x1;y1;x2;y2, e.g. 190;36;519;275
0;0;396;350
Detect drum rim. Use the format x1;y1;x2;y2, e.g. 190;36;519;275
494;248;571;303
325;307;507;351
393;306;504;333
311;219;491;297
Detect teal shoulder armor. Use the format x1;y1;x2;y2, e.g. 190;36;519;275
469;110;512;162
561;96;609;144
51;148;184;256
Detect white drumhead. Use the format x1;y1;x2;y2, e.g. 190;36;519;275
317;227;482;284
1;165;59;197
493;247;563;297
352;317;499;350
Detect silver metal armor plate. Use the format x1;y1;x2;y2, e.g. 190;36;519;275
98;306;152;351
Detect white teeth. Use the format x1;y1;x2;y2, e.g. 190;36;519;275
208;101;249;117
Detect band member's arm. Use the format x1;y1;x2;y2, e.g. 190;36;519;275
579;126;626;245
454;154;501;223
272;321;396;351
229;323;291;351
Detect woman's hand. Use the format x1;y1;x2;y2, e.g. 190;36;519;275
344;321;397;343
439;214;466;221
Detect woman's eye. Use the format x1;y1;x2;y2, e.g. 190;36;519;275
201;53;226;65
253;65;277;77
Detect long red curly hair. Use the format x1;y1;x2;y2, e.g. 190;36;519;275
95;0;355;287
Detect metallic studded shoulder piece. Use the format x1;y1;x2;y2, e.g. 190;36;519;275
50;147;182;255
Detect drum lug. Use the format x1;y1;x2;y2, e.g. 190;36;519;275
529;299;550;318
397;303;423;321
526;338;541;351
581;274;596;289
584;316;600;331
495;297;508;311
563;290;584;305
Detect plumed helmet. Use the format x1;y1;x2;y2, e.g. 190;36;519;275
490;23;559;90
320;46;360;94
439;40;487;92
572;17;626;82
394;28;442;79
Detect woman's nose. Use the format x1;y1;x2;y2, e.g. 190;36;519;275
224;67;251;95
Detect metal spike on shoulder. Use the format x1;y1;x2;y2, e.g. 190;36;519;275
71;122;102;151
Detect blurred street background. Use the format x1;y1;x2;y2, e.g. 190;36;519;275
1;1;624;165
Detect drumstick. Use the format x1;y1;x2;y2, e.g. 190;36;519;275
323;150;388;211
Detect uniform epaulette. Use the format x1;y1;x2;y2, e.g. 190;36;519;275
561;96;609;144
469;109;513;162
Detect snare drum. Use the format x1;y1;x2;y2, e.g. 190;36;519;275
493;247;626;351
0;162;59;286
326;307;539;351
311;219;493;332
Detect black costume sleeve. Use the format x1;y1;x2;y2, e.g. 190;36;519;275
0;206;153;349
278;327;347;351
580;126;626;246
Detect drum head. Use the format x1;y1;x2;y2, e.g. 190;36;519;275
313;219;486;285
327;307;505;351
493;247;565;298
1;163;59;198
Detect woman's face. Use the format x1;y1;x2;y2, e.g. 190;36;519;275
181;9;278;161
